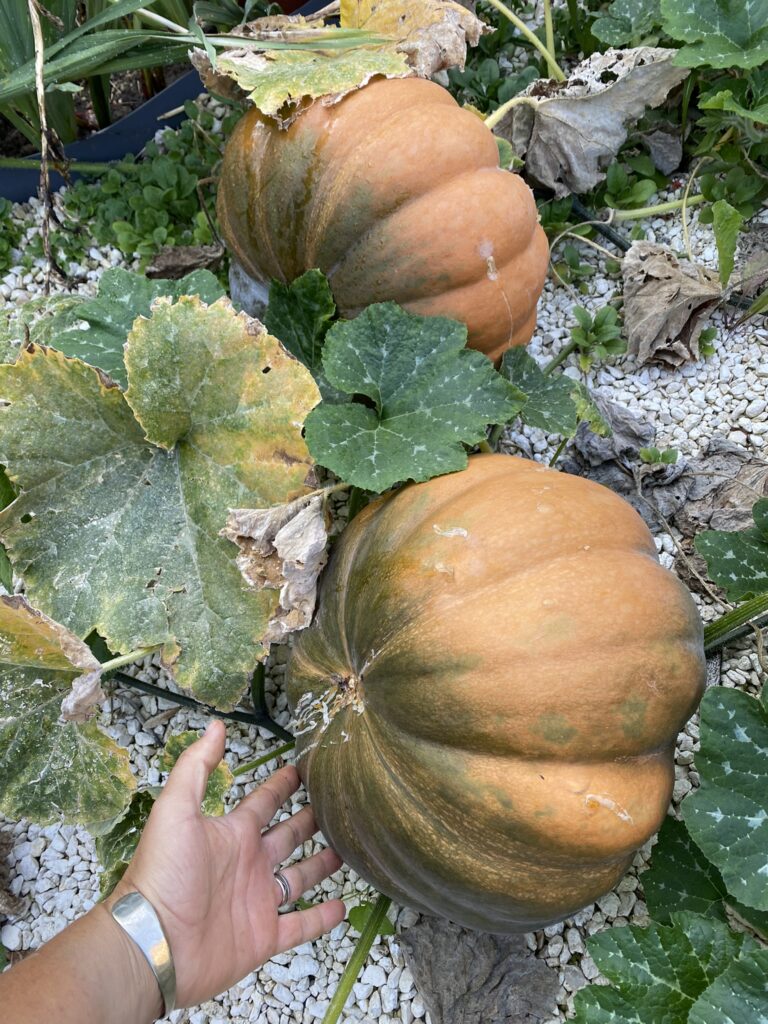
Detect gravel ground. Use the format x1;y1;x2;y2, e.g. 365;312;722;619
1;146;767;1024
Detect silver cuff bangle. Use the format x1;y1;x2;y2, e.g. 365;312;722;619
110;891;177;1016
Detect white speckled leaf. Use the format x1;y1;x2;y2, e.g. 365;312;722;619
592;0;662;46
95;788;156;897
682;687;768;913
689;947;768;1024
695;498;768;600
572;912;755;1023
660;0;768;69
0;298;320;709
46;268;225;388
0;595;135;829
305;303;522;492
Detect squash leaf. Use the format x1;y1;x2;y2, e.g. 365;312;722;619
0;595;135;829
688;947;768;1024
660;0;768;69
695;498;768;600
160;731;233;816
0;298;319;709
264;270;342;401
340;0;488;78
40;268;225;388
501;349;609;438
95;788;156;897
592;0;662;46
571;912;756;1024
642;817;768;938
681;687;768;914
304;302;523;492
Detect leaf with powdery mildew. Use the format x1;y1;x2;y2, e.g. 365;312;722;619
44;268;225;388
160;731;233;815
0;595;135;829
682;687;768;914
0;298;320;709
571;911;755;1024
305;302;523;492
95;789;156;897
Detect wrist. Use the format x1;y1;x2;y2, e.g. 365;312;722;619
98;884;165;1022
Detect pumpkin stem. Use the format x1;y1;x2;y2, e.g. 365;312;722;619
292;674;365;738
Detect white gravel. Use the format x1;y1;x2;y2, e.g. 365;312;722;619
1;131;766;1024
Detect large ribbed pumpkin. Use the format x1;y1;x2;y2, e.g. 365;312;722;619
217;78;549;362
285;455;705;932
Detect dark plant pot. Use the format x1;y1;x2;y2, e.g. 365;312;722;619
0;0;329;203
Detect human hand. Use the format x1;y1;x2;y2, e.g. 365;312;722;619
109;720;345;1008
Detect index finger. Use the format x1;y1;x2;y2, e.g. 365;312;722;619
232;764;301;828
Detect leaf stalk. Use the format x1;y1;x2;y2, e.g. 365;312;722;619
322;893;392;1024
481;0;565;82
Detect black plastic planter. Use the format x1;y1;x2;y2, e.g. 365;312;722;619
0;0;331;204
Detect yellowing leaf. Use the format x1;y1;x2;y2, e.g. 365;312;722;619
0;595;135;829
340;0;488;77
0;299;320;709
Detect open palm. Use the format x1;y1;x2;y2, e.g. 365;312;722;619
112;721;345;1007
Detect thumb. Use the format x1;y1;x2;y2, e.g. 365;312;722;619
161;720;227;810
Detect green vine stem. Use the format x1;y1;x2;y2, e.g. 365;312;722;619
482;0;566;83
484;93;538;131
703;593;768;654
0;156;142;174
234;742;296;776
322;893;393;1024
610;193;705;222
543;0;555;67
541;339;578;375
487;423;505;449
100;647;159;673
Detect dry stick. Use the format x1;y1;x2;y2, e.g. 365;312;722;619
28;0;59;295
305;0;340;20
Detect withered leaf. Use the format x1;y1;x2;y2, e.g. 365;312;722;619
221;493;329;644
622;241;721;368
341;0;489;78
500;47;689;196
146;244;224;280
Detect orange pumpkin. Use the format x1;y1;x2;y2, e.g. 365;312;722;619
285;455;705;932
217;78;549;362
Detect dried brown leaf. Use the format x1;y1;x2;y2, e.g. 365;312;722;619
221;493;328;644
341;0;488;77
146;245;224;281
501;47;689;196
622;241;721;368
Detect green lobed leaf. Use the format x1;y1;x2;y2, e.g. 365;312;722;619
43;268;225;387
642;817;768;936
695;498;768;600
688;946;768;1024
305;302;523;492
264;270;341;401
682;686;768;913
0;298;320;708
592;0;662;45
501;349;610;438
572;911;755;1024
711;199;744;288
0;595;135;829
160;731;233;816
660;0;768;69
95;788;156;897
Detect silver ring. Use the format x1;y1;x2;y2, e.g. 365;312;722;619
274;870;292;908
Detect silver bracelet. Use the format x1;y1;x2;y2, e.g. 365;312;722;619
110;891;177;1016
